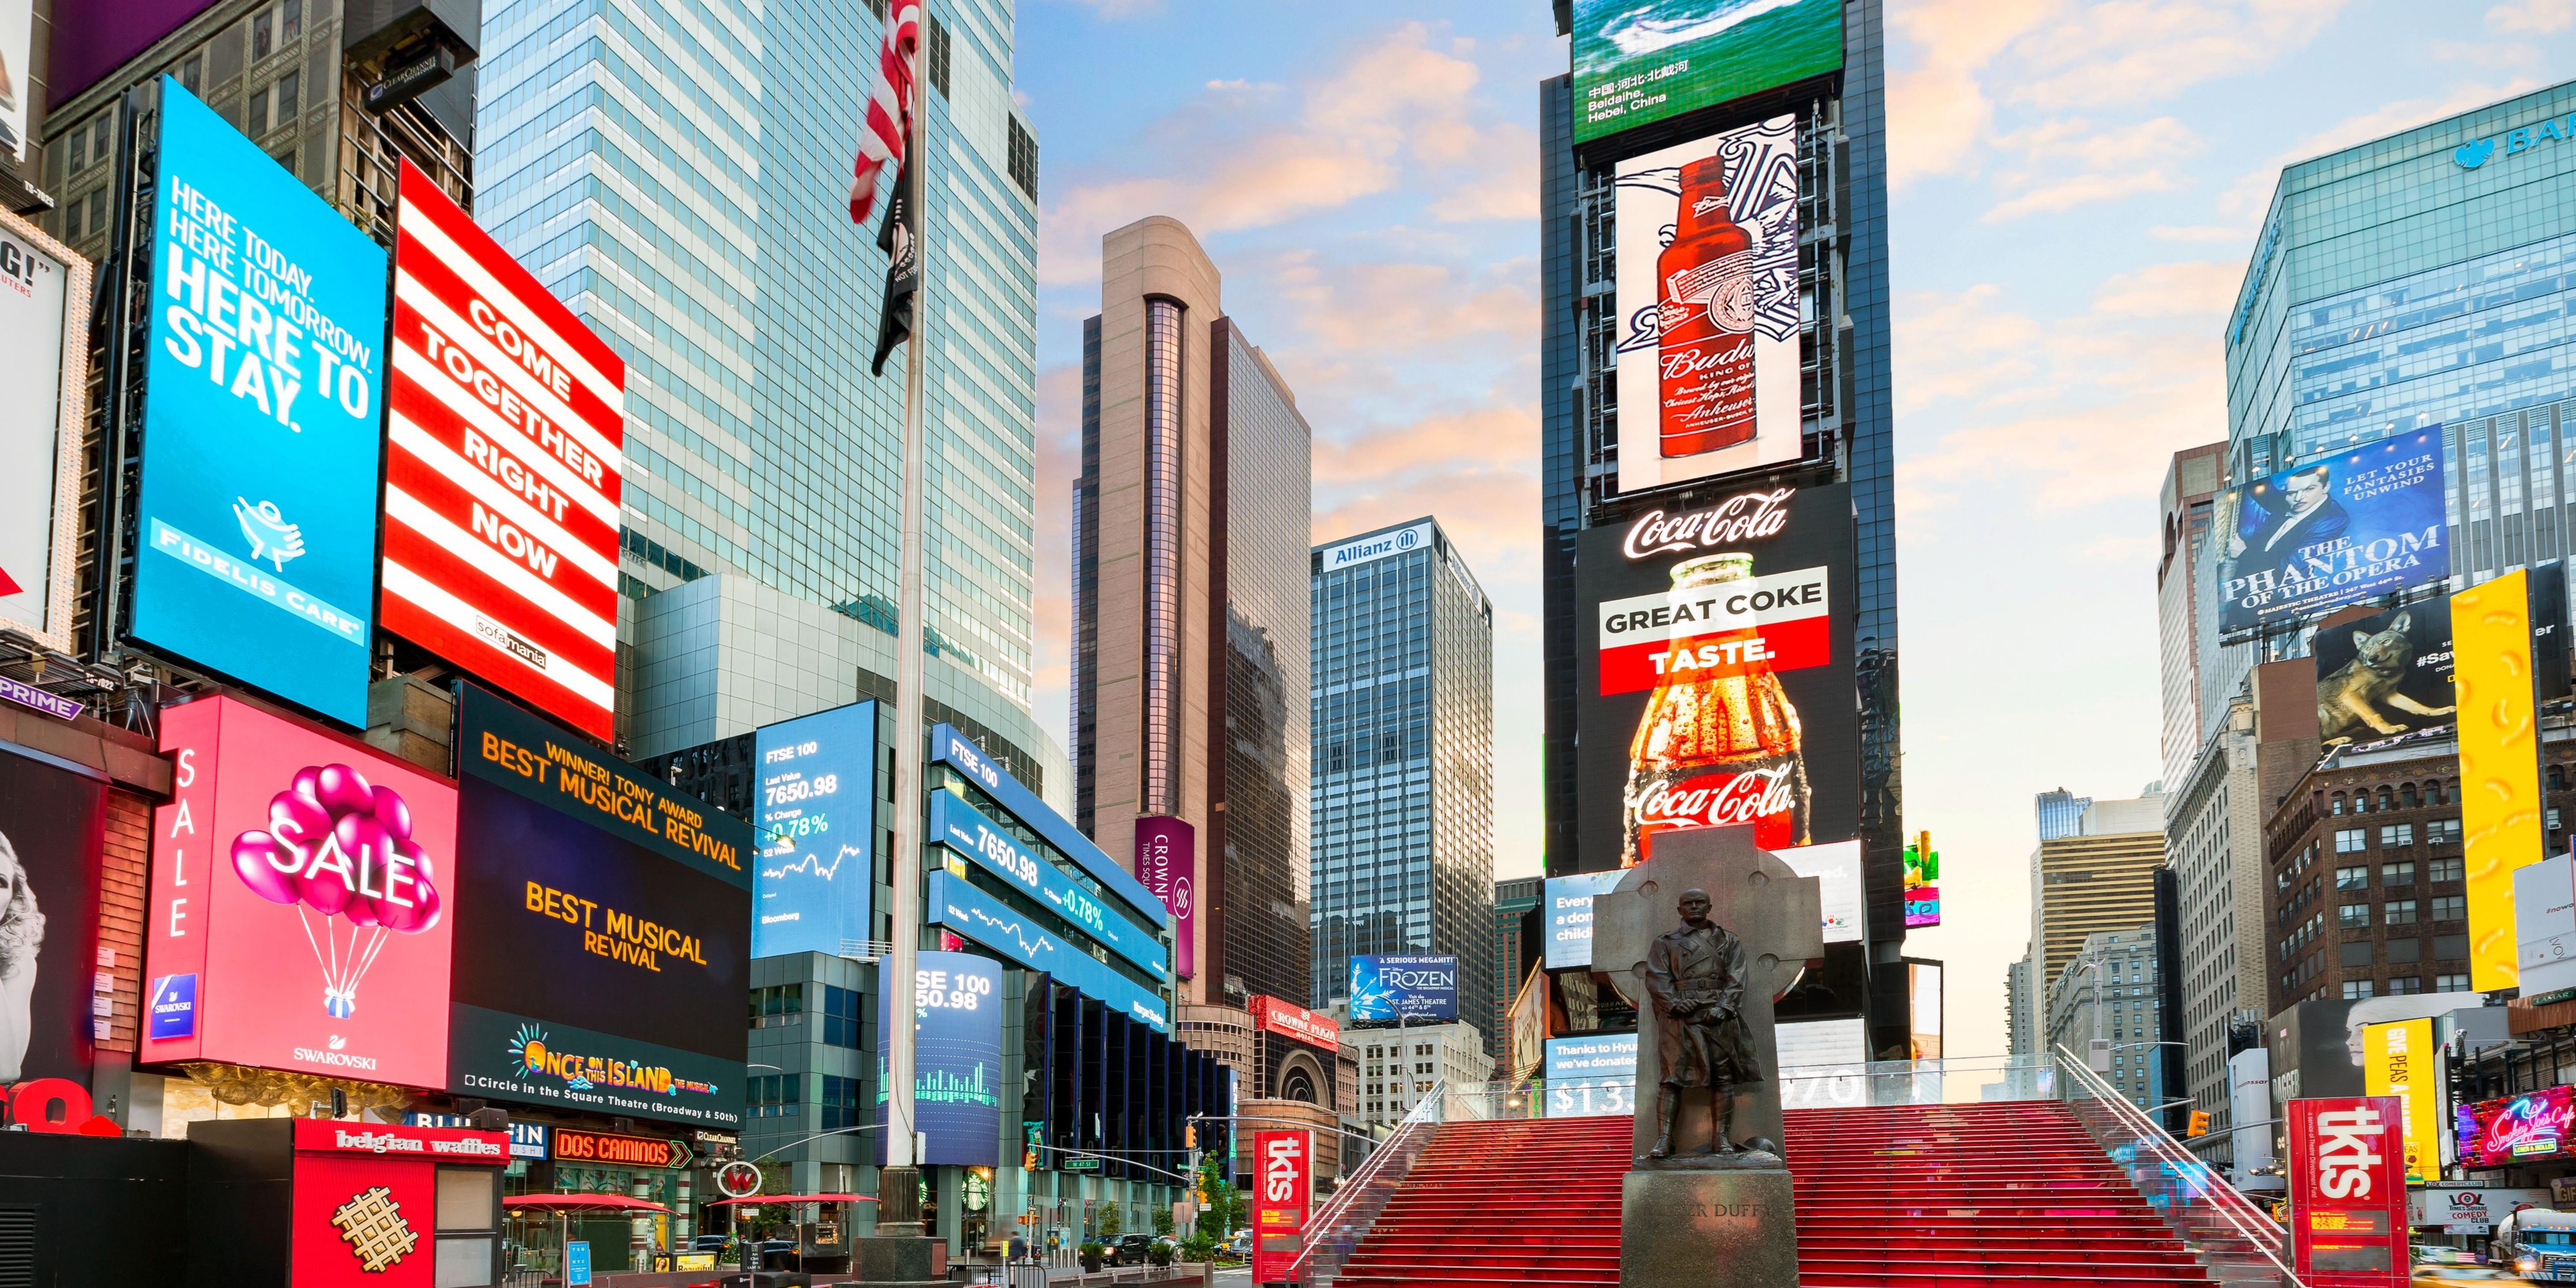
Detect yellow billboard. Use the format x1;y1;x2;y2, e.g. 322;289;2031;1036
2456;569;2544;991
2364;1018;2438;1184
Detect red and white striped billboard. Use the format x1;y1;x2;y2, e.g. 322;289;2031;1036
382;161;623;739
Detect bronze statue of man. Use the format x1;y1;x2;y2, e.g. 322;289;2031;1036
1642;887;1760;1159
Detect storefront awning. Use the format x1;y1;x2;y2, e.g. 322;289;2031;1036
705;1195;877;1206
504;1194;674;1213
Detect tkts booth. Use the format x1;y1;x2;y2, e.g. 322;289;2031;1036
187;1119;511;1284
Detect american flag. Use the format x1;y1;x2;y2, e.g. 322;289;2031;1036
849;0;921;225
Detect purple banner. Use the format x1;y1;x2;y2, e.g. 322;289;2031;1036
48;0;220;108
0;675;80;723
1135;816;1194;979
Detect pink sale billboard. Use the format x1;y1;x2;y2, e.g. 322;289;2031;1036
144;696;459;1089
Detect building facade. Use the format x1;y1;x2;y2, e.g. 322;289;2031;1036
1537;0;1908;1053
2005;951;2038;1056
473;0;1057;775
1308;518;1496;1044
2165;687;2269;1135
1345;1019;1493;1130
2045;927;2166;1110
2158;445;2227;791
1492;876;1542;1048
2035;789;2093;843
2260;729;2576;1010
2225;80;2576;630
1072;216;1314;1010
2032;795;2167;1008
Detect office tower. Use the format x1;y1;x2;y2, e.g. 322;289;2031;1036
2157;446;2226;791
1308;518;1497;1046
2225;82;2576;603
2045;927;2164;1110
2034;789;2092;843
1346;1018;1493;1129
1072;216;1314;1008
2005;951;2037;1056
2032;795;2167;1009
473;0;1060;783
1492;876;1543;1046
1538;0;1906;1050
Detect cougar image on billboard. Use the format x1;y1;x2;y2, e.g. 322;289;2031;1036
1575;482;1860;871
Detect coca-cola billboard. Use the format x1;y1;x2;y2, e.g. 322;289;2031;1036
1575;483;1859;871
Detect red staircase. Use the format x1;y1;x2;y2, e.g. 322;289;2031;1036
1325;1099;2224;1288
1332;1115;1629;1287
1788;1100;2221;1287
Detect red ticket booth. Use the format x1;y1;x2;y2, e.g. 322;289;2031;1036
189;1117;513;1286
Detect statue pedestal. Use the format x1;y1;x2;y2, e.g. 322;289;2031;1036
1619;1166;1797;1288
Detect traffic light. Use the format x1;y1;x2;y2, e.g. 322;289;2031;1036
2186;1110;2210;1137
1185;1122;1197;1150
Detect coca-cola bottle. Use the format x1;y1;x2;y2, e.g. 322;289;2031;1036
1620;552;1810;866
1656;155;1757;457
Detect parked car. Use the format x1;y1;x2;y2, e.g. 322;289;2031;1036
1109;1233;1158;1265
1226;1229;1253;1260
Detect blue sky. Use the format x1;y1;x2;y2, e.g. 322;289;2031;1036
1009;0;2576;1057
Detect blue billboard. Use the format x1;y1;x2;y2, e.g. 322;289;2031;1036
878;951;1002;1166
2217;431;2448;633
1544;1033;1636;1118
929;724;1165;928
752;701;878;958
925;870;1168;1031
1543;871;1625;971
1349;954;1459;1022
133;79;386;725
931;791;1166;981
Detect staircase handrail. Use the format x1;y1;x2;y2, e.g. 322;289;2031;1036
1283;1081;1446;1288
2052;1043;2304;1287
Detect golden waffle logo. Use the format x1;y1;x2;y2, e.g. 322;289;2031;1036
330;1184;419;1273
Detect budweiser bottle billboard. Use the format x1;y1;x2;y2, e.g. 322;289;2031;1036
1620;552;1810;864
1656;155;1757;458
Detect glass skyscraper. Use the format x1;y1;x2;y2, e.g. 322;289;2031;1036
472;0;1053;770
2225;80;2576;591
1309;518;1496;1050
1537;0;1907;1051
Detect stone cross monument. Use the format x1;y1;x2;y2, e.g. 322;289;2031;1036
1591;824;1822;1288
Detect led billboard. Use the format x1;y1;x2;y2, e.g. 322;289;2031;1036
2458;1085;2576;1168
2313;598;2454;748
2217;434;2447;634
1547;840;1858;967
925;870;1168;1031
0;739;108;1083
2362;1018;2436;1184
1543;869;1625;970
933;793;1166;981
1613;115;1804;495
134;79;386;726
1544;1033;1636;1117
449;685;750;1127
144;696;459;1088
1571;0;1842;144
1135;815;1195;978
877;951;1002;1166
382;162;626;739
1249;995;1338;1051
1348;954;1459;1023
1902;840;1939;928
0;210;88;652
751;701;876;959
1575;484;1859;871
2457;569;2543;992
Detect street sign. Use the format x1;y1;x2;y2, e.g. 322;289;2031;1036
566;1241;591;1286
715;1159;762;1199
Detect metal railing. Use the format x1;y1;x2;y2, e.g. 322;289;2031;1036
2051;1044;2303;1287
1776;1052;2056;1108
1285;1083;1446;1288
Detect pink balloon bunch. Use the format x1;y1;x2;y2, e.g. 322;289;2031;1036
229;764;442;934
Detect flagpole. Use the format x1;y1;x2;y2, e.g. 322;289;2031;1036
879;3;931;1238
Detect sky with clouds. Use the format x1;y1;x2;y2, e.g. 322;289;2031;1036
1008;0;2576;1058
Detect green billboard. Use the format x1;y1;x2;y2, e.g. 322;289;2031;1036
1571;0;1845;144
